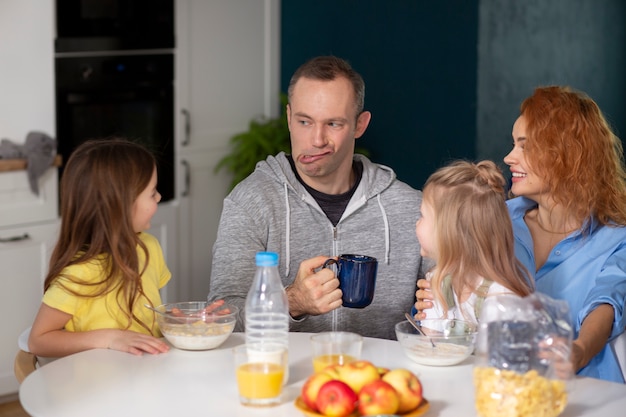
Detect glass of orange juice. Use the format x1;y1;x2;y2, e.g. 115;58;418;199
311;331;363;372
233;344;287;406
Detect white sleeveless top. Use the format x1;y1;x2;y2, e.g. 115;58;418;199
424;276;512;325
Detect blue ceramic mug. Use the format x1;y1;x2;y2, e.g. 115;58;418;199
323;254;378;308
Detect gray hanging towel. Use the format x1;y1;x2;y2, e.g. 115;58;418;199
24;132;57;195
0;132;57;195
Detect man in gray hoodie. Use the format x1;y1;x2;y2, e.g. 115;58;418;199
209;56;429;339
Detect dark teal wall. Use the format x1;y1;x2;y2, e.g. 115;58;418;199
281;1;626;188
477;0;626;166
280;0;478;190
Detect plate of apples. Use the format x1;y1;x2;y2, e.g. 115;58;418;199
296;360;429;417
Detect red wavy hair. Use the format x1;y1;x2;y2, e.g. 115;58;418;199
520;86;626;226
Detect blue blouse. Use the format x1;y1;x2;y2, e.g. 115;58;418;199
508;197;626;383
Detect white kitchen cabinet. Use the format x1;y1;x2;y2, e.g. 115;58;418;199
0;220;59;396
174;0;280;301
0;0;57;397
0;166;58;229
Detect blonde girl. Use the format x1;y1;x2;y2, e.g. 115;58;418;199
414;160;533;323
29;138;171;357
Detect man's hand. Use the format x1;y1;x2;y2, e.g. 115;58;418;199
286;256;342;317
413;278;434;320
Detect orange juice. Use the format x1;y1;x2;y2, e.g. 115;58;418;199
313;354;356;372
236;362;284;400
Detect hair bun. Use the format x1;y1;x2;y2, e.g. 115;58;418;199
475;160;506;195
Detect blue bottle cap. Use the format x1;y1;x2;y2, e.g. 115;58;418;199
256;251;279;266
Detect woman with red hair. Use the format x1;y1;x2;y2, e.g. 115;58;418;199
503;86;626;383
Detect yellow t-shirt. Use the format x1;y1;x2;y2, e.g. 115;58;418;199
42;232;171;336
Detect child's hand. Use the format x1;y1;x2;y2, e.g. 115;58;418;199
539;337;574;380
413;278;434;320
106;329;170;355
170;299;231;317
204;299;232;315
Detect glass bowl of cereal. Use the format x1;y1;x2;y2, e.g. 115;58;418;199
395;319;477;366
154;301;238;350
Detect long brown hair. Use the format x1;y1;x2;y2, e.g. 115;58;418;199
520;86;626;226
45;138;157;333
424;160;533;317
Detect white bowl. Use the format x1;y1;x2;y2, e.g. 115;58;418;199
395;319;477;366
155;301;238;350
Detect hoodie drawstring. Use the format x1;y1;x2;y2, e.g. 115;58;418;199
377;194;390;265
283;182;291;276
283;182;389;271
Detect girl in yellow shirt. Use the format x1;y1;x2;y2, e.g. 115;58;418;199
29;138;171;357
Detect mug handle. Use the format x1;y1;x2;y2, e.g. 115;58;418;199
322;258;339;270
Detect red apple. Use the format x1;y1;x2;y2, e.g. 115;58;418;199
301;372;334;411
382;368;423;413
334;360;380;394
315;380;358;417
358;380;400;416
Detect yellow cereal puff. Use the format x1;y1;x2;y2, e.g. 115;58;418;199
473;367;567;417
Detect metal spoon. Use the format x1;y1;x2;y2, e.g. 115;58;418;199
404;312;436;348
144;304;191;317
144;304;168;316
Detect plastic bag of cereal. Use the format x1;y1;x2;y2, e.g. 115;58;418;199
473;293;572;417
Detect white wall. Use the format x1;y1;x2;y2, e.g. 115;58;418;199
0;0;55;141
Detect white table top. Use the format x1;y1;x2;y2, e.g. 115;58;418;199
19;332;626;417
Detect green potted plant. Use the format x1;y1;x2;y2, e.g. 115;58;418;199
215;93;370;191
215;93;290;190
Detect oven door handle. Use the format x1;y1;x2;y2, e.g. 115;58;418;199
181;159;190;197
181;108;191;146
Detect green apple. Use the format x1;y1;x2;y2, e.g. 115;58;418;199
334;360;380;394
382;368;423;413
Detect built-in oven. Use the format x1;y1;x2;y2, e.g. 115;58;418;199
55;0;175;202
55;53;175;201
56;0;174;53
